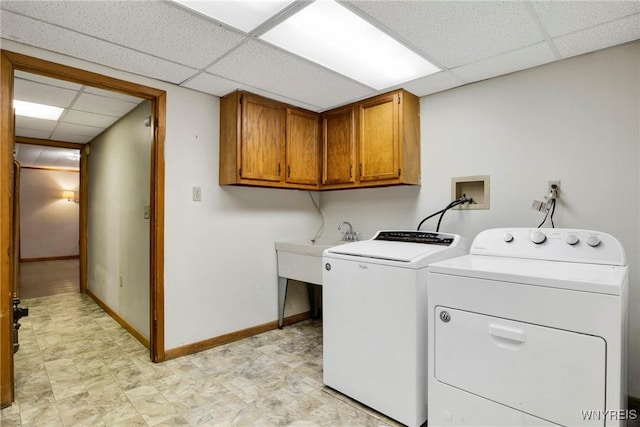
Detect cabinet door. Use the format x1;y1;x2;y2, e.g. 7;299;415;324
240;93;283;182
322;106;355;185
358;93;399;182
286;108;320;186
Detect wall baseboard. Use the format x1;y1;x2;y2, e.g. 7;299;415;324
20;255;79;263
164;311;312;361
86;289;150;349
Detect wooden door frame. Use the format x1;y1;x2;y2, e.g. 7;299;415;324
1;50;166;407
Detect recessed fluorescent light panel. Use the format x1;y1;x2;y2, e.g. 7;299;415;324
173;0;295;33
13;100;64;121
260;0;440;90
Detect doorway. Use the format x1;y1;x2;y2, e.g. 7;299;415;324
1;50;167;408
15;143;81;299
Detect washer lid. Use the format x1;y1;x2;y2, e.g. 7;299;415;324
326;240;447;263
428;254;627;295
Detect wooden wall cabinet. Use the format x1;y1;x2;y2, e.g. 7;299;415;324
220;89;420;190
322;105;356;186
285;108;320;186
220;91;320;189
357;90;420;187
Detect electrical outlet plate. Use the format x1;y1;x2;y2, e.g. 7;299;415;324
548;180;561;198
192;186;201;202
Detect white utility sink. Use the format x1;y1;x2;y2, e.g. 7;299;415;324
275;239;345;328
275;240;343;258
275;239;344;284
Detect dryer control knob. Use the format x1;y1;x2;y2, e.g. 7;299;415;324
530;231;546;244
587;235;601;247
503;232;514;243
566;234;579;245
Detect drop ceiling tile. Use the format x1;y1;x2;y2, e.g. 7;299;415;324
451;42;557;83
397;71;466;97
14;78;78;108
54;122;104;138
16;144;79;170
13;144;35;165
344;1;545;68
63;110;119;128
1;11;197;84
207;40;373;110
183;72;323;111
14;71;83;91
1;0;246;69
83;87;144;104
553;14;640;59
182;72;244;98
242;88;324;112
15;128;52;140
15;116;58;132
32;150;56;164
48;132;92;144
72;93;137;117
531;1;640;37
14;144;41;167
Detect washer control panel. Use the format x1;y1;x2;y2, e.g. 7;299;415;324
471;228;626;266
374;231;454;246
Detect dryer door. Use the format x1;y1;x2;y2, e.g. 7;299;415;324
434;307;606;426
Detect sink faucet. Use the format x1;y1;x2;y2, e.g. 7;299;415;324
338;221;359;242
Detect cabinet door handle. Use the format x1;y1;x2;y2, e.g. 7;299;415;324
349;164;352;178
287;165;291;177
359;163;363;177
278;163;281;175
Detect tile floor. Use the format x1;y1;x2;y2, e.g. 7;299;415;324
18;259;80;299
6;261;638;427
1;291;400;427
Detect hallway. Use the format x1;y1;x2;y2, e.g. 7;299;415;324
18;259;79;299
0;292;397;426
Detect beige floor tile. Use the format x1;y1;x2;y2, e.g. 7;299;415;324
8;261;400;427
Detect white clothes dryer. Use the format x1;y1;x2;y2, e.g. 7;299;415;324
427;228;629;426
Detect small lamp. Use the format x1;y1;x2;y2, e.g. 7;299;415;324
62;191;77;203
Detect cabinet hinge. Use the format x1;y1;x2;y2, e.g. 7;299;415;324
398;168;402;176
359;163;363;177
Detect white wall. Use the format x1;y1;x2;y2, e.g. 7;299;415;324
320;42;640;397
19;168;79;259
88;101;152;338
162;87;320;346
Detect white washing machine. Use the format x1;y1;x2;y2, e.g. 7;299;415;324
322;230;467;427
427;228;629;427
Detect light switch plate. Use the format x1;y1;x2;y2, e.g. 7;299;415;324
193;187;201;202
